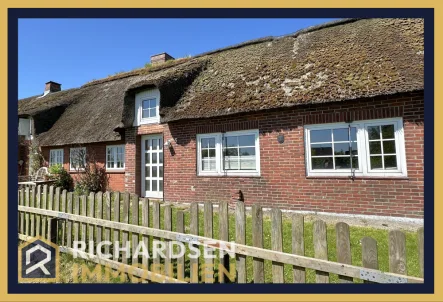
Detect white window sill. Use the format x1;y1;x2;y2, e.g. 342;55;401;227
198;172;261;178
306;171;408;178
106;168;125;173
135;119;160;126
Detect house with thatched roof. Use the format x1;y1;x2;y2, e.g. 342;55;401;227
18;18;424;219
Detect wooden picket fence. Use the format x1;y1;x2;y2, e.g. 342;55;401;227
17;185;424;284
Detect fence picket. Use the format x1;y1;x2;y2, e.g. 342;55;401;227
203;201;214;283
30;187;35;237
389;230;407;275
292;214;305;283
313;220;329;283
104;192;111;257
189;203;199;283
164;205;172;278
54;187;60;212
131;194;140;283
113;192;120;261
361;236;378;283
96;192;103;254
35;186;41;237
417;227;424;278
24;187;30;236
271;208;284;283
121;192;130;267
219;200;230;283
88;192;95;255
60;189;67;245
235;201;246;283
19;188;24;235
252;204;264;283
48;186;54;211
141;197;149;283
66;192;73;248
73;195;80;244
152;201;160;274
81;195;87;243
336;222;353;283
176;210;185;281
41;185;47;239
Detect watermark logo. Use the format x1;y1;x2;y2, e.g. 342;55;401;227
18;237;59;282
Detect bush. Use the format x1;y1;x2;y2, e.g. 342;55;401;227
48;164;73;191
72;149;108;196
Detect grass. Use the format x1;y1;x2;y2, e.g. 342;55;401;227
50;197;421;283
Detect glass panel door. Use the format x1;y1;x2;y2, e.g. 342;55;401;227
142;135;163;198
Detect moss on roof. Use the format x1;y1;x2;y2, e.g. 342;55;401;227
18;18;424;146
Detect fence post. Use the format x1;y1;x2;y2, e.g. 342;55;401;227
219;200;231;283
417;227;424;278
251;204;264;283
176;210;185;281
336;222;353;283
292;214;305;283
361;236;378;283
204;201;214;283
164;204;172;278
389;230;407;275
313;220;329;283
235;201;246;283
190;203;199;283
271;208;284;283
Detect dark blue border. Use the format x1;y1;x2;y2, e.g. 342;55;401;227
8;8;434;294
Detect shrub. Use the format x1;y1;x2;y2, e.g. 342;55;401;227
48;164;73;191
72;148;108;196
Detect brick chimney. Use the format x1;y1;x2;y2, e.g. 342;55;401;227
44;81;61;96
150;52;174;65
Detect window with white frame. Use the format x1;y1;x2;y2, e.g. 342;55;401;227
70;147;86;171
134;88;160;126
197;130;260;176
49;149;63;167
304;118;407;177
106;145;125;170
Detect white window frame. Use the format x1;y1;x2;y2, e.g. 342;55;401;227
70;147;87;171
134;88;160;126
197;129;260;177
304;117;407;177
49;149;64;167
106;145;125;171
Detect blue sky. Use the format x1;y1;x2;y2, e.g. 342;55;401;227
18;18;335;99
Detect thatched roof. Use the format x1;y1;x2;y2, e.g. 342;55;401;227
18;18;424;146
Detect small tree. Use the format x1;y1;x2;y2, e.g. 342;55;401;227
72;147;108;195
48;164;73;191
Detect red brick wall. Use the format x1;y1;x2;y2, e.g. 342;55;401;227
41;141;126;192
161;91;424;218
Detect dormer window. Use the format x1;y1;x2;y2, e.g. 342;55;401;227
134;88;160;126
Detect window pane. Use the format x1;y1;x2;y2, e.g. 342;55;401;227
202;159;216;171
382;125;395;139
352;156;359;169
224;158;239;170
368;126;381;140
142;100;150;109
145;166;150;177
225;136;237;147
159;166;163;177
310;129;331;143
369;141;381;154
152;180;157;192
334;143;351;155
145;153;150;164
240;158;256;170
240;147;255;156
384;155;397;169
238;135;255;147
152;153;157;164
224;148;238;156
312;157;333;169
159;152;163;163
370;156;383;169
145;179;150;191
152;139;158;150
152;166;157;177
208;149;216;157
142;109;149;119
159;138;163;150
311;143;332;156
333;128;349;141
383;141;396;154
150;99;156;109
202;149;209;158
202;138;215;148
335;157;350;169
159;180;163;191
149;108;156;117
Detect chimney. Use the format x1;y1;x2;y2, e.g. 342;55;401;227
44;81;61;96
150;52;174;65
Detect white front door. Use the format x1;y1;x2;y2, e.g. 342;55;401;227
142;135;164;198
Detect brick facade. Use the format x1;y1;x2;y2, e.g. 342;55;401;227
161;91;424;218
37;91;424;219
41;141;126;192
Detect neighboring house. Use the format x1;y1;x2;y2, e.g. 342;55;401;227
17;18;424;218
